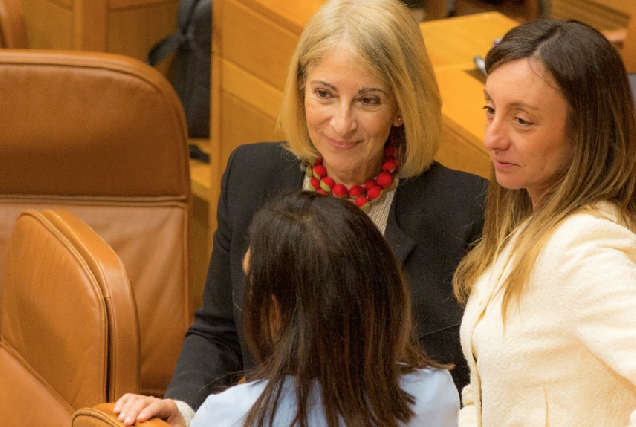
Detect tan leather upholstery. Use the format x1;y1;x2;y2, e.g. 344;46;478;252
73;403;171;427
0;0;27;48
0;210;140;427
0;50;192;396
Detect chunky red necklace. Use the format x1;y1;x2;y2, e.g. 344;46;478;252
306;145;399;209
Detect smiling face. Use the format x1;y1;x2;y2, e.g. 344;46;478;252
304;43;402;187
483;58;574;208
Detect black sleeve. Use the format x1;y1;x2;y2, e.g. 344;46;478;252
164;149;243;409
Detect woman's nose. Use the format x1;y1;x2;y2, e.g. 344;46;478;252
330;104;356;136
483;117;510;152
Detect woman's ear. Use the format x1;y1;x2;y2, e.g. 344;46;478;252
393;112;403;127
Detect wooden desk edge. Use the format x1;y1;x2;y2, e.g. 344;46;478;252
188;138;212;202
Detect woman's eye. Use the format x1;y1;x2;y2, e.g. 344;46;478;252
359;97;380;106
515;116;533;126
482;105;494;116
314;88;332;99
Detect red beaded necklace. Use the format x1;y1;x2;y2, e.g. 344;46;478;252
306;145;399;210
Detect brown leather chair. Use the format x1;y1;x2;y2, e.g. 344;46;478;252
0;50;192;397
0;0;27;48
0;209;140;427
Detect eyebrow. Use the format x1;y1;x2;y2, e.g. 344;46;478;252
483;89;540;110
310;80;388;96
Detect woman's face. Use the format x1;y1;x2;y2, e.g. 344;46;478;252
303;44;402;186
483;58;573;207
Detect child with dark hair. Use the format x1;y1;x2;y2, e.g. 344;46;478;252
193;191;459;427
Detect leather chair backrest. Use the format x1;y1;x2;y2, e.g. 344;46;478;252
0;0;27;48
0;210;140;427
0;50;191;396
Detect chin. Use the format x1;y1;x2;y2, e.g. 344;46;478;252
323;153;357;168
495;176;524;192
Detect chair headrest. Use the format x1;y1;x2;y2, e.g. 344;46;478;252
0;50;190;199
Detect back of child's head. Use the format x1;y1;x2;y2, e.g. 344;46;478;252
243;191;430;427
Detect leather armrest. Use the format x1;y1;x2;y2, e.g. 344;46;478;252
72;403;171;427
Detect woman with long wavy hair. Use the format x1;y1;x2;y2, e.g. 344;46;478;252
454;19;636;426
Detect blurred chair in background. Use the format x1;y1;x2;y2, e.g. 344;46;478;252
0;50;192;399
0;210;139;427
604;3;636;73
0;0;27;48
408;0;542;21
618;5;636;73
624;13;636;101
602;3;636;101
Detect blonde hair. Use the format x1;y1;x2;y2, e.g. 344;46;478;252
278;0;441;178
453;19;636;314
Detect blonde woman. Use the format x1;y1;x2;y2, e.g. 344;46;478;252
115;0;486;425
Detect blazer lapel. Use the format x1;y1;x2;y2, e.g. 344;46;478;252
384;201;415;263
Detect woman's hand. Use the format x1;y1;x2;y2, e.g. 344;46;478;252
113;393;185;427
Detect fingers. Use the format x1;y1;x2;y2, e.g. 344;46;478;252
138;400;175;422
113;394;165;426
113;393;136;413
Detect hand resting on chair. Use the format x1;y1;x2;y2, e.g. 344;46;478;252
113;393;185;427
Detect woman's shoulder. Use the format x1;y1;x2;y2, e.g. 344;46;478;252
401;368;460;426
400;367;458;398
191;381;268;427
534;203;636;289
549;202;636;250
394;162;487;230
193;377;316;427
399;162;488;201
423;161;488;186
223;141;304;191
229;141;297;165
231;141;285;155
194;372;459;427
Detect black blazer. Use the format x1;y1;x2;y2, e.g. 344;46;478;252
165;142;487;408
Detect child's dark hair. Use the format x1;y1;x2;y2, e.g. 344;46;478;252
243;191;441;427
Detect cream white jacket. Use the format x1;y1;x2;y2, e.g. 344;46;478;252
459;203;636;427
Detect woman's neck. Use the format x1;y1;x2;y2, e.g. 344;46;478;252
324;158;383;188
